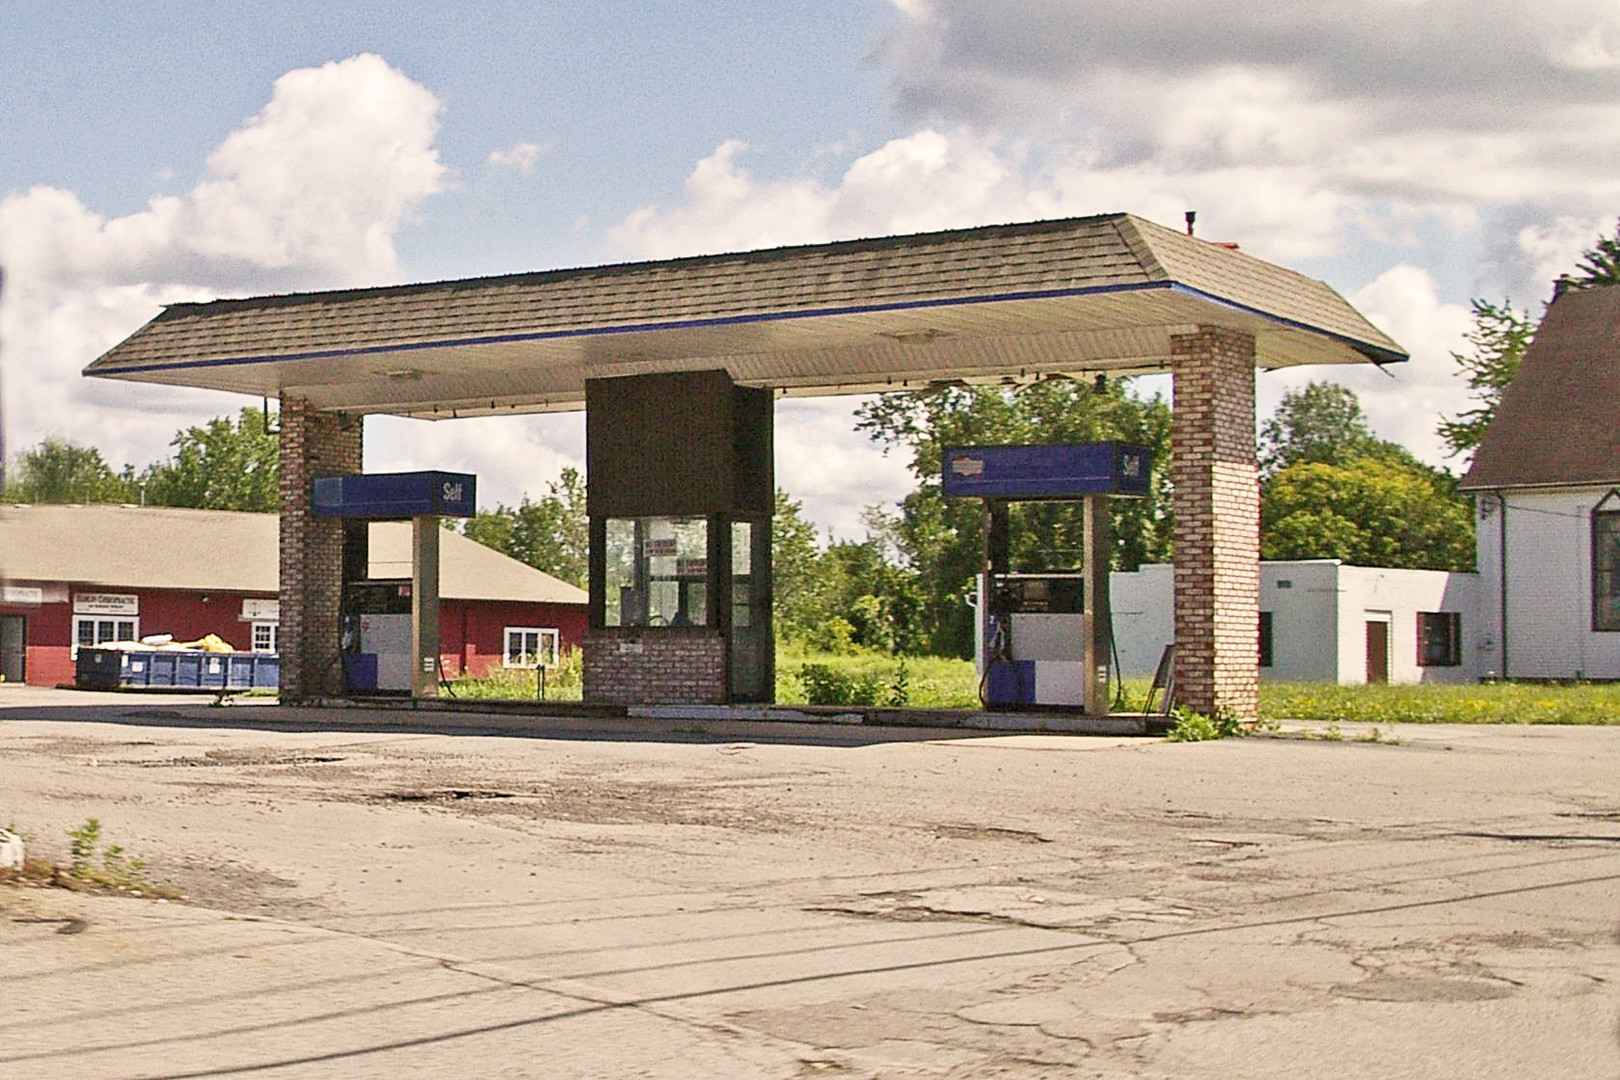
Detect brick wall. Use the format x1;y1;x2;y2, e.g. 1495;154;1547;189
278;398;362;700
582;629;727;705
1171;327;1260;718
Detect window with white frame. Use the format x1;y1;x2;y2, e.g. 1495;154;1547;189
73;616;138;657
251;622;280;653
504;627;559;668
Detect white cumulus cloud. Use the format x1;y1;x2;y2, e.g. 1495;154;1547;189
0;54;451;479
868;0;1620;278
488;140;550;175
608;131;1045;259
1264;264;1477;467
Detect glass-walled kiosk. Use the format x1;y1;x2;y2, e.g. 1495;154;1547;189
584;370;774;704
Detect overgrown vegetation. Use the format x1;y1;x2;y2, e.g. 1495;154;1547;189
1260;681;1620;725
446;648;584;701
776;648;976;708
66;817;154;888
1164;707;1247;742
1;818;175;898
392;638;1620;728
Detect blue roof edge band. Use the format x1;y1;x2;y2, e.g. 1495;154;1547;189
88;277;1405;377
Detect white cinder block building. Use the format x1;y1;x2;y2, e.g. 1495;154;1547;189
1111;561;1481;685
1460;283;1620;680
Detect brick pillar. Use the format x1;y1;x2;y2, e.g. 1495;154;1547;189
279;398;362;701
1171;327;1259;719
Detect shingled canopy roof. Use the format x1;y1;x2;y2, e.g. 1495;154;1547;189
86;213;1405;420
1461;284;1620;492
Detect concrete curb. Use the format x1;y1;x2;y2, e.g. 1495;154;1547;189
297;694;1170;737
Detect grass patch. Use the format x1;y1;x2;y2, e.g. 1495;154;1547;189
442;642;1620;726
776;648;980;708
1260;681;1620;725
446;649;583;701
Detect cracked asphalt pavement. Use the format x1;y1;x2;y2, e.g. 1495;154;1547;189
1;688;1618;1078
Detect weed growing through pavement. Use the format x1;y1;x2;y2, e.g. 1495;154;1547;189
1165;706;1246;742
53;818;175;897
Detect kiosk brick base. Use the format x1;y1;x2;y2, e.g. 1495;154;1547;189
583;630;727;705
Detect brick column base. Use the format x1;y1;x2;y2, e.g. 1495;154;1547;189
1171;327;1260;719
279;398;362;701
583;629;727;705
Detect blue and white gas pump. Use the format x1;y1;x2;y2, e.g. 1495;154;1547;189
943;443;1152;715
312;470;477;699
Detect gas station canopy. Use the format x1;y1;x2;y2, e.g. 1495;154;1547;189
85;213;1405;417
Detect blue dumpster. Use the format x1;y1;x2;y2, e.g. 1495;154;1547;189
76;648;279;691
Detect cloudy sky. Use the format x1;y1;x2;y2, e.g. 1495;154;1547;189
3;1;1617;537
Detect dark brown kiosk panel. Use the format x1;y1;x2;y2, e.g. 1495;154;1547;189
584;370;773;704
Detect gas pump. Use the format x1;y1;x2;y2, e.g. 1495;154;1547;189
341;578;414;693
944;443;1152;715
312;470;475;699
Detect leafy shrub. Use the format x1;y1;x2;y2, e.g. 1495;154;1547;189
799;663;883;706
1165;707;1245;742
776;647;979;708
63;817;162;893
888;658;910;707
449;648;583;701
806;617;856;654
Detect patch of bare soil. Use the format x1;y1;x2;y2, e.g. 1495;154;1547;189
358;774;804;832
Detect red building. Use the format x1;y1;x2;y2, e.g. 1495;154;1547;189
0;505;586;687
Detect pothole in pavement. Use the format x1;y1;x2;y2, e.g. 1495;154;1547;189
1331;973;1515;1002
376;789;518;803
933;825;1052;844
348;777;804;831
146;753;347;768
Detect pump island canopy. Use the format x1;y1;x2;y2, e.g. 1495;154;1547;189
85;213;1404;415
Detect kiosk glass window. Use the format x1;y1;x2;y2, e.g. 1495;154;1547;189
729;519;772;700
603;516;709;627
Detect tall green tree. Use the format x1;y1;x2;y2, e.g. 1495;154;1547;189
2;436;134;504
1437;299;1534;463
461;467;588;586
855;378;1173;656
1567;217;1620;289
1259;381;1395;476
141;406;280;511
1262;457;1474;571
772;489;824;639
1438;216;1620;462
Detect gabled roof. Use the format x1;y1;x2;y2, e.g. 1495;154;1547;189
0;505;587;604
1460;285;1620;491
85;214;1405;420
